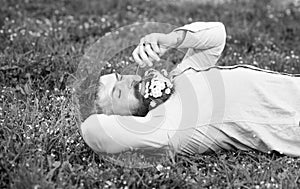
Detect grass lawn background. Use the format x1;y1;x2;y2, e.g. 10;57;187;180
1;0;300;188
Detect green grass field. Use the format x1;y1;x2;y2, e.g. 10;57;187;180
1;0;300;188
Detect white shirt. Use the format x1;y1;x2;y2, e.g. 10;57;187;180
81;22;300;156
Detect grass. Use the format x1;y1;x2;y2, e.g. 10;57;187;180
1;0;300;188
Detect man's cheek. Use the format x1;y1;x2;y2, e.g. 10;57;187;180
127;95;140;109
127;89;136;101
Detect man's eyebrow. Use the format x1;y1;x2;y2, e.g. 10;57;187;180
111;86;116;97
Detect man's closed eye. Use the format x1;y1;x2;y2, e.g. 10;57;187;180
118;89;121;98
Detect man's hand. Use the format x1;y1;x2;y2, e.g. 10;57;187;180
132;31;185;67
132;33;168;68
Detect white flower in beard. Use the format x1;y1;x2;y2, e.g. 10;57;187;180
165;88;171;94
166;81;173;88
149;82;155;90
154;80;165;91
150;101;157;108
151;88;162;98
144;86;149;95
145;81;150;88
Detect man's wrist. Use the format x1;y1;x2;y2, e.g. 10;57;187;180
165;30;186;49
158;30;186;49
172;30;186;48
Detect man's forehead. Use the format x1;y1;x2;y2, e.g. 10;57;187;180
100;73;116;86
98;73;116;99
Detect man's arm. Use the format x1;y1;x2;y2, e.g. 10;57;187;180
173;22;226;70
132;22;226;69
80;93;187;154
81;113;173;154
173;22;226;51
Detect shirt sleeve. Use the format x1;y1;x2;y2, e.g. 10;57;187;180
80;112;175;154
173;22;226;70
80;92;190;154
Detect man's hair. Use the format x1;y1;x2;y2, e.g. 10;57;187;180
73;73;103;122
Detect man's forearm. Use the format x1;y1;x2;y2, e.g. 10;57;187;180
158;30;187;49
172;22;226;50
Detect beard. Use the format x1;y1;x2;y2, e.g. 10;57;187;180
130;70;174;117
133;80;143;100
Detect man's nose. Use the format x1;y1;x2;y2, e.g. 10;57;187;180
127;75;142;88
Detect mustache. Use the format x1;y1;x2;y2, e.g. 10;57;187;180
133;80;143;100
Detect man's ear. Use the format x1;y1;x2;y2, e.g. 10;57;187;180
96;82;105;100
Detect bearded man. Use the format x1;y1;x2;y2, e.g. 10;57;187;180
80;22;300;156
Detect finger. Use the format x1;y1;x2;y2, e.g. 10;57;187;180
157;43;168;56
139;45;153;67
144;35;160;54
139;44;153;67
132;46;145;68
150;41;160;54
145;43;160;61
139;37;145;46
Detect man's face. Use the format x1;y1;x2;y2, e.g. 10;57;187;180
97;73;144;115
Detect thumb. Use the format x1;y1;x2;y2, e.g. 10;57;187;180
158;44;168;56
